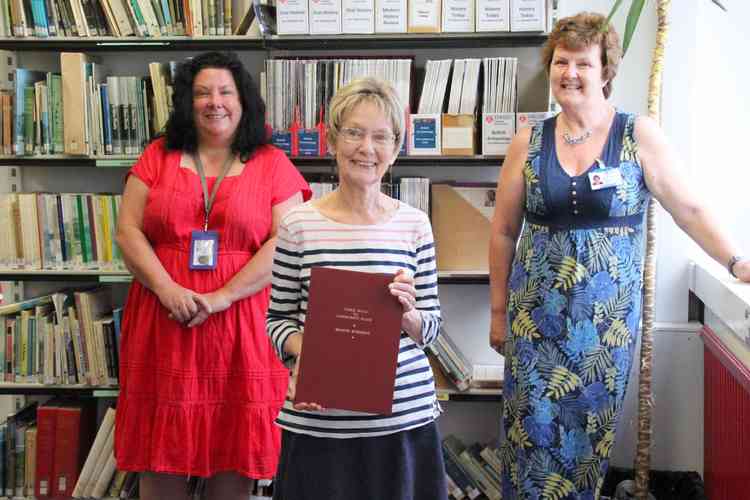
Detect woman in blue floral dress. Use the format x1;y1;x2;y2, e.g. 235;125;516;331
488;12;750;500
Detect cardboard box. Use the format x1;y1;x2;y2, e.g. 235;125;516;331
408;114;441;156
475;0;509;31
375;0;407;32
442;114;476;155
310;0;342;34
297;129;322;156
431;182;496;273
510;0;544;32
277;0;310;34
441;0;473;32
342;0;375;32
271;131;293;155
481;112;515;155
516;111;554;130
408;0;441;32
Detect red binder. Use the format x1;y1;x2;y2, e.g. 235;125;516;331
295;267;402;414
35;404;59;498
52;402;97;497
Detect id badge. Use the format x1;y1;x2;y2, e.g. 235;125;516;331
588;167;623;191
189;230;219;270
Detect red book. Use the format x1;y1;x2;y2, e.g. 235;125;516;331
52;402;97;497
35;404;59;498
295;267;402;414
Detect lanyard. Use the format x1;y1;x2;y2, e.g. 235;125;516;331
193;152;235;231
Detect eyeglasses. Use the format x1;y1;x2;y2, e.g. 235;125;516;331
339;127;397;148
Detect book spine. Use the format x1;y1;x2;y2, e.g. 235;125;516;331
30;0;50;36
35;406;56;498
100;84;112;154
14;422;25;497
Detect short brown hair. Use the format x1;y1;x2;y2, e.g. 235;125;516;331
542;12;622;99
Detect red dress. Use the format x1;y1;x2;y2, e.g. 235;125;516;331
114;138;310;479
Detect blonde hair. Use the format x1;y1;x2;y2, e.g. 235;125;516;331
327;77;405;154
542;12;622;99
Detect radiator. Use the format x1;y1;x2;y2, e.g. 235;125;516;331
702;326;750;500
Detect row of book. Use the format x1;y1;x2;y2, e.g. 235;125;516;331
0;289;122;387
0;48;547;160
443;435;503;500
0;192;125;272
71;408;135;499
72;406;275;499
276;0;555;35
307;175;430;215
420;56;519;116
261;58;412;156
0;0;258;37
0;51;171;157
0;400;106;498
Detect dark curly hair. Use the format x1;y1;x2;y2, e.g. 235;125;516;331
164;51;267;159
542;12;622;99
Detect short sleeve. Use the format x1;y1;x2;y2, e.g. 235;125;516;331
270;149;312;205
126;138;168;188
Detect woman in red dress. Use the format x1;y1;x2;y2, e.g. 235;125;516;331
114;51;311;499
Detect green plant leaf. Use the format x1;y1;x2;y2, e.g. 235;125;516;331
605;0;625;28
622;0;646;55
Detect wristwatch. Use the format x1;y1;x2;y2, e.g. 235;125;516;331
728;255;745;278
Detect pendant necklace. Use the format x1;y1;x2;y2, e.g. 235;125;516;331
562;129;592;146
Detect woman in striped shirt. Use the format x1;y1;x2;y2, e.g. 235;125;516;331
266;77;448;500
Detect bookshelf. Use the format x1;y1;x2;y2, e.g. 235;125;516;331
0;383;118;396
0;270;484;284
0;32;547;51
1;9;555;494
0;154;504;167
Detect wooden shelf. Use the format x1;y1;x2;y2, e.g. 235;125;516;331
0;36;265;51
0;32;547;52
0;155;138;167
438;272;489;284
0;270;485;284
436;387;502;402
0;270;131;282
0;383;119;397
265;32;548;50
0;155;503;168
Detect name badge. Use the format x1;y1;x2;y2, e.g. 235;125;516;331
588;167;623;191
189;230;219;270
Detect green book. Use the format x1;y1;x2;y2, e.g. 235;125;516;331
110;195;121;263
75;195;89;265
23;86;34;155
49;73;63;154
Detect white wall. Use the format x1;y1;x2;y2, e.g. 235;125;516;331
692;0;750;256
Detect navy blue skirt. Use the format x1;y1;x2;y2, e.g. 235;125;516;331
273;422;448;500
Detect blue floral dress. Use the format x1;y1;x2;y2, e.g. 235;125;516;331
500;112;650;500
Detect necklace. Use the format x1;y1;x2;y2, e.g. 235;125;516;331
562;129;592;146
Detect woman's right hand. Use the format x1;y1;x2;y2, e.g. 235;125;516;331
490;312;508;355
154;283;200;324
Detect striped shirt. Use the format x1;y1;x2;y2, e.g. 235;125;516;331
266;201;442;438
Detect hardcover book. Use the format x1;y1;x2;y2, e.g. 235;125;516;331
294;267;402;414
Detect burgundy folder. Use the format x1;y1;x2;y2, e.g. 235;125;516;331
294;267;402;414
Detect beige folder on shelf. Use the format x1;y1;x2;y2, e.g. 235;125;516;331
61;53;95;155
431;182;496;274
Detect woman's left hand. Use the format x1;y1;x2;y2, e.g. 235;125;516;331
390;269;418;315
734;258;750;283
186;289;234;328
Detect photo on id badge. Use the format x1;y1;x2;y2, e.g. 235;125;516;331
588;159;623;191
190;230;219;269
